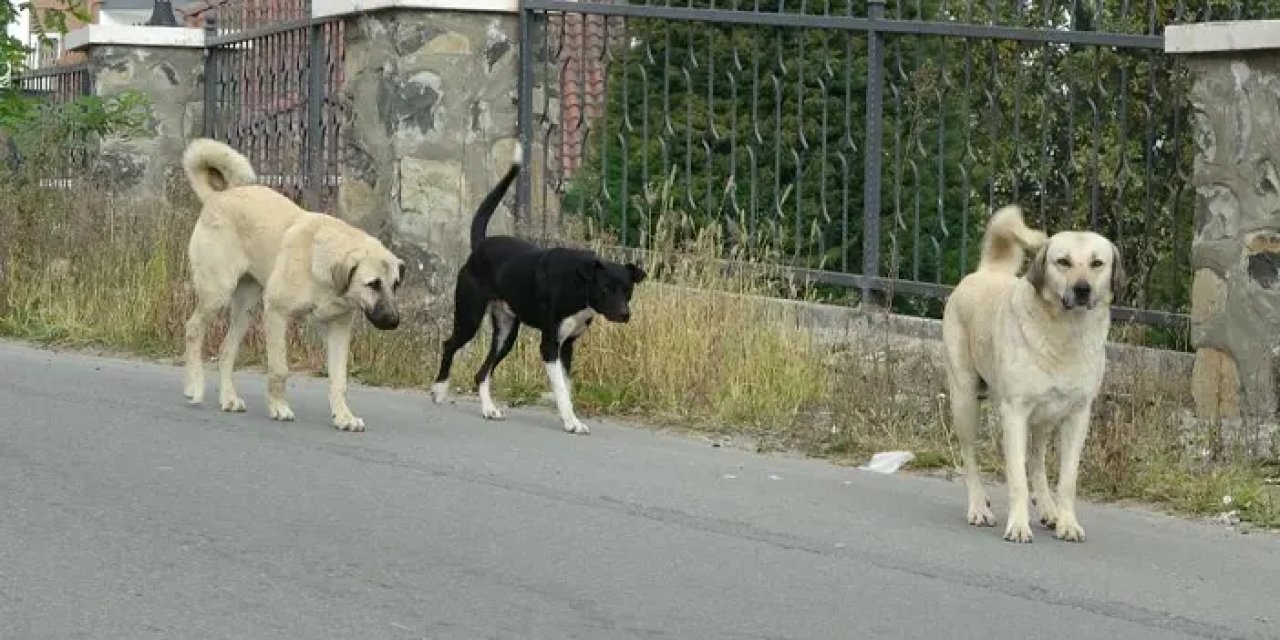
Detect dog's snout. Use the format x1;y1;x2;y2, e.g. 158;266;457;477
366;305;400;330
618;309;631;323
1072;282;1091;298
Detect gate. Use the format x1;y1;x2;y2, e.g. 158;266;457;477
202;7;347;212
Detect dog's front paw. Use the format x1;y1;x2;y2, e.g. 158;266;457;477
220;394;246;413
185;387;203;405
967;499;997;527
268;401;295;422
430;381;449;404
481;405;505;421
562;417;590;435
333;414;366;432
1003;519;1035;543
1054;517;1086;543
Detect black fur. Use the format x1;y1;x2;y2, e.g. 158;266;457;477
433;154;647;419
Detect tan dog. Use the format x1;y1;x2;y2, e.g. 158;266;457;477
942;205;1124;543
180;138;405;432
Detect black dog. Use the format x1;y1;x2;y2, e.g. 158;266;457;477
430;147;647;434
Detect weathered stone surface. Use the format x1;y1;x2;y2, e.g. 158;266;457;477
1189;268;1227;326
340;9;525;294
1187;54;1280;423
1191;347;1242;420
87;45;204;198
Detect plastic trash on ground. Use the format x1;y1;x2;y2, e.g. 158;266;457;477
859;451;915;474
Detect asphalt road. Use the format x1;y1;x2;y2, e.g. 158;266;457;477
1;341;1277;640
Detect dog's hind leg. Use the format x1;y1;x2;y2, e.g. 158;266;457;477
540;333;588;435
215;277;261;413
473;308;519;420
432;274;486;404
183;264;239;405
1028;417;1061;530
943;327;994;528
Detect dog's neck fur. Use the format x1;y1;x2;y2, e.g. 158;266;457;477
1011;280;1109;370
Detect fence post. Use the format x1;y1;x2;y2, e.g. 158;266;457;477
861;0;886;306
304;22;326;211
202;12;218;137
516;5;534;229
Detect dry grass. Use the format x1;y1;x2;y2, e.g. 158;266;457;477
0;175;1276;529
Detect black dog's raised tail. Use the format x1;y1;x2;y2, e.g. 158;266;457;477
470;144;524;247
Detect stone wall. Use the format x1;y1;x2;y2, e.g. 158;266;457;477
339;9;520;296
1186;53;1280;427
87;45;204;198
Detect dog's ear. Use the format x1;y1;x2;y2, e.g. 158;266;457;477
626;262;647;284
577;258;603;282
1025;244;1048;293
332;261;359;294
1109;241;1126;305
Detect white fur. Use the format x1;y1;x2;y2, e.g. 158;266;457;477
942;206;1118;544
557;308;596;343
430;381;449;404
479;379;504;420
544;361;588;434
179;138;404;433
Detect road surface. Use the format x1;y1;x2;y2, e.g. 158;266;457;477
0;340;1276;640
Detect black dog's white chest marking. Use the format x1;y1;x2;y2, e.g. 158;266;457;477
557;309;596;343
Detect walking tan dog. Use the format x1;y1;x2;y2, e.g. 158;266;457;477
180;138;406;432
942;205;1124;543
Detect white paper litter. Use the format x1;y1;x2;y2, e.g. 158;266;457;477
859;451;915;474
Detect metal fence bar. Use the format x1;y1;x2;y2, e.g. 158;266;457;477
861;0;886;304
304;21;325;211
522;1;1165;49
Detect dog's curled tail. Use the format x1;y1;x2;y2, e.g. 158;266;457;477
182;138;257;203
977;204;1048;275
470;144;524;247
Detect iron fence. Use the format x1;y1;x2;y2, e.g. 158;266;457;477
202;8;347;211
515;0;1280;330
7;63;94;188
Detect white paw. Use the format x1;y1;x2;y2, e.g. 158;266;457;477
1054;517;1086;543
1035;499;1062;530
1003;519;1035;543
268;401;295;422
185;387;203;405
967;499;997;527
481;405;505;421
430;381;449;404
334;414;366;432
562;417;590;435
220;395;246;412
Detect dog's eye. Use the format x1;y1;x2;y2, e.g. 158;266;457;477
1055;258;1072;268
367;279;382;291
1089;259;1104;269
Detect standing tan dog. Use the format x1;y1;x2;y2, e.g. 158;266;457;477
180;138;406;432
942;205;1124;543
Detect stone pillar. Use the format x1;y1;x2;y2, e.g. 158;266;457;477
324;0;520;295
65;24;207;199
1168;22;1280;429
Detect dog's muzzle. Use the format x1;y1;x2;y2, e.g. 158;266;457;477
605;307;632;323
1063;282;1094;311
365;301;400;330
